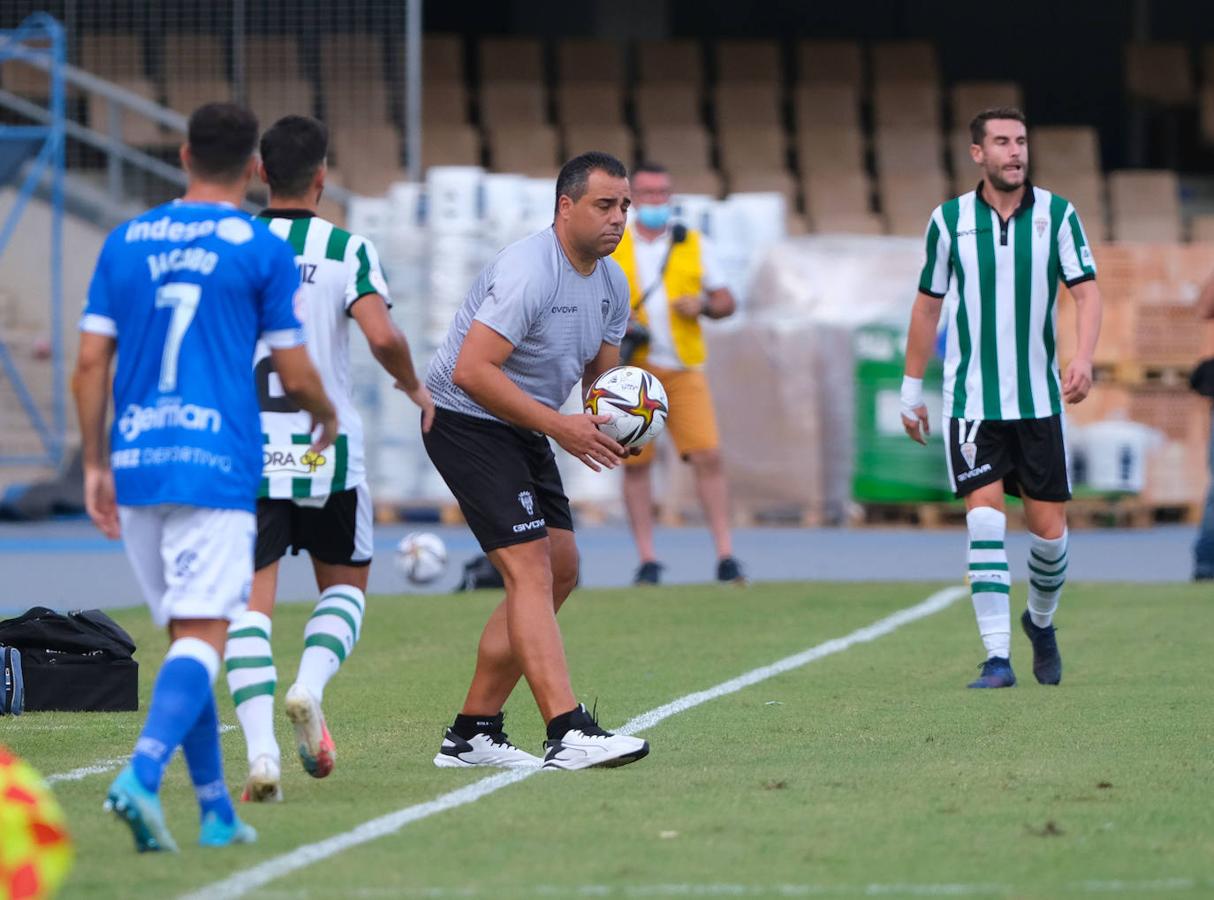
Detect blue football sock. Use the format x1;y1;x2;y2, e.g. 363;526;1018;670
130;637;221;795
181;688;235;825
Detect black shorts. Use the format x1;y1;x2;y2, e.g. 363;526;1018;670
255;482;374;571
423;406;573;552
946;415;1071;502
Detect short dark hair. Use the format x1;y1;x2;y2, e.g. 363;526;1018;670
970;107;1027;145
554;151;628;214
187;102;259;182
631;161;668;178
260;115;329;197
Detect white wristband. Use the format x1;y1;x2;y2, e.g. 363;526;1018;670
900;375;925;421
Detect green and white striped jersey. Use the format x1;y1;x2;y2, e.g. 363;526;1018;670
254;210;390;500
918;182;1096;422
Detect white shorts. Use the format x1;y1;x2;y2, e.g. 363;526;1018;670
119;505;257;627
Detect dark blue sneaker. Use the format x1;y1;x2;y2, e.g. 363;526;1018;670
716;556;747;584
633;561;662;585
967;656;1016;689
1021;609;1062;685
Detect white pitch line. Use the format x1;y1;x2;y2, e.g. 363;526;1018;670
183;586;967;900
45;724;238;786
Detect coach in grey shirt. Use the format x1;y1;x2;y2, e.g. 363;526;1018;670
422;152;650;771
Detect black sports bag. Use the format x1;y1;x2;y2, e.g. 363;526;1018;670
0;607;138;712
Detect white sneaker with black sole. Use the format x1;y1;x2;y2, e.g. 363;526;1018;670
433;719;542;769
542;703;649;771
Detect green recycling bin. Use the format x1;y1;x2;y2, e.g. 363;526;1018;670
852;322;953;502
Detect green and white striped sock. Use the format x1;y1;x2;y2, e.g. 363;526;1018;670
1027;530;1068;628
225;610;279;765
295;585;365;703
967;507;1011;659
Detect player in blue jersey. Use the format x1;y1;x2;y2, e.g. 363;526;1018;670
72;103;337;853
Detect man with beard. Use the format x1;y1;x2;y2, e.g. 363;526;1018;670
422;151;649;770
900;108;1103;689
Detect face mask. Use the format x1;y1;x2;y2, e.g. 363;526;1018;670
636;203;671;230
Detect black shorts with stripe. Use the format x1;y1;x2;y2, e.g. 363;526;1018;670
422;406;573;553
946;415;1071;502
254;482;374;571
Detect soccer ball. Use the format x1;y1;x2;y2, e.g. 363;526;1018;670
394;532;447;585
584;366;669;448
0;747;73;899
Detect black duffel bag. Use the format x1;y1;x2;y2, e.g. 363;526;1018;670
0;607;138;712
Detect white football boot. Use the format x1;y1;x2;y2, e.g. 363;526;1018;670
433;713;542;769
240;754;282;803
541;703;649;771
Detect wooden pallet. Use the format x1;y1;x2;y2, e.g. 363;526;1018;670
373;502;464;525
853;498;1200;529
1093;361;1192;387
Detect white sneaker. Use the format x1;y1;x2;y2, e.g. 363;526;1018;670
433;724;542;769
541;704;649;771
241;754;282;803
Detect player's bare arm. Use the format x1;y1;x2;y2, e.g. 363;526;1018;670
268;344;338;451
1063;279;1102;405
1197;269;1214;319
350;292;436;432
901;290;945;445
71;331;120;539
453;320;625;471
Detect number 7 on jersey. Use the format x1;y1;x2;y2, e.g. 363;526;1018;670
155;282;201;392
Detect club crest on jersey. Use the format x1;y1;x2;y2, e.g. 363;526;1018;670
961;441;978;471
518;491;535;517
1034;217;1048;237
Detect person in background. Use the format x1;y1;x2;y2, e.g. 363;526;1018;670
1191;273;1214;581
611;162;745;586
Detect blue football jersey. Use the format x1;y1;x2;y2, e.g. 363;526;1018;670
80;201;304;511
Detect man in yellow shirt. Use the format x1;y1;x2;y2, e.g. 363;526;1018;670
612;162;744;585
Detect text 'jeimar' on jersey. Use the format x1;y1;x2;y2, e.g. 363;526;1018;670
80;201;304;511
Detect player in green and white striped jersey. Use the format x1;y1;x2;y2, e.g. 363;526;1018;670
900;107;1103;691
225;115;435;802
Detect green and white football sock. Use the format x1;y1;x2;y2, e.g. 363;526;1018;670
225;610;279;765
967;507;1011;659
1027;530;1068;628
294;585;365;702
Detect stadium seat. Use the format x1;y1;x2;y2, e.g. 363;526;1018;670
479;81;548;128
87;79;169;148
714;83;783;128
803;169;872;225
715;39;782;83
241;36;305;81
949;128;977;187
562;124;633;164
880;167;949;235
871;41;939;85
718;126;788;174
635;83;703;128
873;127;945;176
666;168;724;197
479;37;545;84
487;125;561;176
1109;169;1182;242
636;39;704;85
164;80;234;118
640;125;714;173
421;124;482;169
331;124;403;195
728;170;799;212
1202;85;1214;144
556;83;625;127
80;33;147;80
161;33;226;83
0;39;51;99
247;79;316;130
556;39;625;85
423;82;470;124
950;81;1024;129
797;126;867;175
423;34;465;83
793;83;861;131
1043;171;1108;241
1029;126;1101;175
872;82;941;130
325;80;393;126
1190;213;1214;241
1125;43;1195;106
795;40;863;87
320;33;387;87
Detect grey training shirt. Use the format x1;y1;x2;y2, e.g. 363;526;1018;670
426;227;631;423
